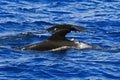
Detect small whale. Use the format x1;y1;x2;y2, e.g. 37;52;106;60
46;24;86;32
19;29;93;52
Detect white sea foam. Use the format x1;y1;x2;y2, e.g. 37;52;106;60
74;41;93;49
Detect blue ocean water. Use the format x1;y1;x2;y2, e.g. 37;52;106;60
0;0;120;80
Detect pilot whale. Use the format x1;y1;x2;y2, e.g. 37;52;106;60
18;24;96;52
46;24;86;32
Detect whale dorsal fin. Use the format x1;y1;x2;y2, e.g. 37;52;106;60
47;29;70;41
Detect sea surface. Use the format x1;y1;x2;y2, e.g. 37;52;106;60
0;0;120;80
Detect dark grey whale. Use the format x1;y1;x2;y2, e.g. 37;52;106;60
19;24;93;52
46;24;86;32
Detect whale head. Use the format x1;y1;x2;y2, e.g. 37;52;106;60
46;24;86;32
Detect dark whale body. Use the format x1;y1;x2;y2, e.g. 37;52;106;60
19;24;93;52
20;29;77;51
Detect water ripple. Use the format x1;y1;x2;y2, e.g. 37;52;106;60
0;0;120;80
